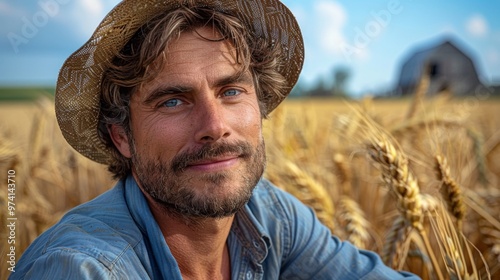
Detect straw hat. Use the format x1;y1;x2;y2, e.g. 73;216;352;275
55;0;304;165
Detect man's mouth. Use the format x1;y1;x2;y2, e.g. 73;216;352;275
171;141;252;174
186;155;240;172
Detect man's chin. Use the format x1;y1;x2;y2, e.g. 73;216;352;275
183;176;251;200
154;191;251;220
160;178;255;218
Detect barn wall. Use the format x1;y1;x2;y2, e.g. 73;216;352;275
395;39;483;96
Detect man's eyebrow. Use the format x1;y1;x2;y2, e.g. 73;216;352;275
143;85;192;105
214;71;253;88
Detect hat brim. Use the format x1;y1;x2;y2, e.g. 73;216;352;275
55;0;304;165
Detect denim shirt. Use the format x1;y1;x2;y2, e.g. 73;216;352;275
11;175;419;279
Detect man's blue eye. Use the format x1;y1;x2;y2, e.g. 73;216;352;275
224;89;241;96
163;99;183;107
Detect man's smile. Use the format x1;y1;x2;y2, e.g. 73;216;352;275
186;155;240;172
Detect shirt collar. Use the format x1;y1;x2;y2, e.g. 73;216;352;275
232;208;270;263
231;180;272;263
123;175;271;274
123;175;183;279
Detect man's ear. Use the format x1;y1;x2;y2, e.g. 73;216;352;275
108;124;132;158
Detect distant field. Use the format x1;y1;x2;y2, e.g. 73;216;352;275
0;101;39;132
0;87;54;101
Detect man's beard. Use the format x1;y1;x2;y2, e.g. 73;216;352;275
130;138;266;221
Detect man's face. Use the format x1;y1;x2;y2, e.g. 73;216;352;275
119;27;265;219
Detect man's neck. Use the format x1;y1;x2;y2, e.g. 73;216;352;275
143;190;233;280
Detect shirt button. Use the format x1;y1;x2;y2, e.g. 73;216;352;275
253;240;260;248
246;271;253;279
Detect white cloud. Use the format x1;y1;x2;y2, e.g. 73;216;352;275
80;0;104;15
314;1;347;55
311;1;370;62
71;0;105;37
53;0;118;40
465;14;488;38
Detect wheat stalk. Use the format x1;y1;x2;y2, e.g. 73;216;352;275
367;135;445;279
333;153;352;195
435;155;466;228
420;193;440;213
382;216;412;267
406;67;430;120
279;160;336;232
465;127;490;186
337;196;370;249
367;137;423;230
479;219;500;277
391;118;463;136
428;202;485;280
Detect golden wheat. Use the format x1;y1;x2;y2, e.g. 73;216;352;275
428;202;483;280
1;95;499;279
405;67;430;120
270;160;336;232
381;216;412;268
337;196;370;248
332;153;352;195
435;155;466;228
367;136;424;231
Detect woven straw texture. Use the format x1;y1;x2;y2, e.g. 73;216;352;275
55;0;304;164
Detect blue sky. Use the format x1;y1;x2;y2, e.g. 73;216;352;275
1;0;499;97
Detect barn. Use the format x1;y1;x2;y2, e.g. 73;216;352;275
395;38;484;96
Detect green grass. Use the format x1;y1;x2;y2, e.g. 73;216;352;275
0;87;55;101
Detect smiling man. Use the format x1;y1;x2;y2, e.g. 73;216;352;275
12;1;419;279
115;27;266;223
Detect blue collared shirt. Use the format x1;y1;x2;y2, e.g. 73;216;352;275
11;175;419;279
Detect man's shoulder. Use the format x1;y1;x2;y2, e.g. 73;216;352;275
13;180;144;278
55;179;142;245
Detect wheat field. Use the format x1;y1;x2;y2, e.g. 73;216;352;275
1;92;499;279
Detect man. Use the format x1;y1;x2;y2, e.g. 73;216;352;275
12;0;419;279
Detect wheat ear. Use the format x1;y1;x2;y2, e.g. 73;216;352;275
338;196;370;249
382;216;412;267
280;160;336;232
435;155;466;228
428;202;481;280
368;136;445;279
333;153;352;195
367;137;423;230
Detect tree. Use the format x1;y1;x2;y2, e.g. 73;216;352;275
332;66;350;97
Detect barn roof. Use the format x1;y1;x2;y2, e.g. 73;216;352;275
395;37;483;95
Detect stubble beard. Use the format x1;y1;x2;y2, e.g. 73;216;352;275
130;138;266;221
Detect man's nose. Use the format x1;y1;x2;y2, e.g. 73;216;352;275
194;99;231;143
